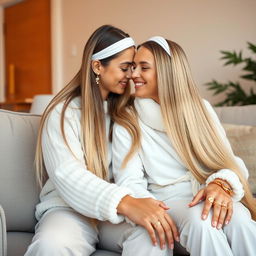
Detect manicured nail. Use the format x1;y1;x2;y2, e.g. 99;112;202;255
162;244;166;250
225;220;229;225
171;243;174;250
217;223;222;229
202;214;207;220
176;236;180;242
212;221;217;227
154;242;157;246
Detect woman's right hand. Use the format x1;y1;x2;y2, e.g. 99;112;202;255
117;195;180;250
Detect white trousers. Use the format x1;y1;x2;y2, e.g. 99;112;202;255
24;207;175;256
24;201;256;256
164;198;256;256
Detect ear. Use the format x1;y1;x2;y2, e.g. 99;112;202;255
91;60;102;74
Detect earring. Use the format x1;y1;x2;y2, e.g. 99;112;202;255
95;73;100;85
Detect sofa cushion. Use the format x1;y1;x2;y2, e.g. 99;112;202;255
222;123;256;194
0;110;41;232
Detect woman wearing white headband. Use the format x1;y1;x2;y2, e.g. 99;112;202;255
24;26;177;256
112;36;256;255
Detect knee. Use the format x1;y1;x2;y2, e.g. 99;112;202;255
26;230;95;256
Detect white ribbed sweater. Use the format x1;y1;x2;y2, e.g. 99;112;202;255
35;97;132;223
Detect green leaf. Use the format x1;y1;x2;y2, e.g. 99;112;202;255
247;42;256;54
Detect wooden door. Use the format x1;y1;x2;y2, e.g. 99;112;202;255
4;0;51;102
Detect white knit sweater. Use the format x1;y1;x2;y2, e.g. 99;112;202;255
112;98;248;202
35;97;132;223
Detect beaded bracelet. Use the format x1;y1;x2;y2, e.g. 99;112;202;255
209;179;233;196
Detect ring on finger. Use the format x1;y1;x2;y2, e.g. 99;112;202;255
207;197;214;203
153;221;161;227
213;201;222;206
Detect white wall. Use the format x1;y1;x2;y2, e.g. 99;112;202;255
60;0;256;104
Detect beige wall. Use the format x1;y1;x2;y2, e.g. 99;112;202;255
61;0;256;104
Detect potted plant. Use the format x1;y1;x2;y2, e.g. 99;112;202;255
205;42;256;106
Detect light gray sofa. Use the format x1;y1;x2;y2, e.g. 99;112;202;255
0;104;256;256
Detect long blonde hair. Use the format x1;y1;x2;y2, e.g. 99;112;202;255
138;40;256;220
35;25;140;187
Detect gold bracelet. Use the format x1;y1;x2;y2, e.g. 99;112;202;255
209;179;233;196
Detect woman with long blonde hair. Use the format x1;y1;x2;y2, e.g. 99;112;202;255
112;36;256;255
24;27;179;256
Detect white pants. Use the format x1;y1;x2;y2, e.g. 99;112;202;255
164;198;256;256
24;207;174;256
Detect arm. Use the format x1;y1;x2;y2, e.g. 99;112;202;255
112;123;179;249
112;122;155;199
42;103;132;224
190;100;247;229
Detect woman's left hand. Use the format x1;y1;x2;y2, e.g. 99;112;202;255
188;184;233;229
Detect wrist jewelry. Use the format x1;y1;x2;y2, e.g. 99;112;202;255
209;179;233;196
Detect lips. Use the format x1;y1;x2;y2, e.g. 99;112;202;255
119;80;128;88
134;81;145;88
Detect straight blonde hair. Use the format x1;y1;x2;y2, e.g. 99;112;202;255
139;40;256;220
35;25;140;188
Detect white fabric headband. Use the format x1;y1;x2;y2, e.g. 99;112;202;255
91;37;135;60
148;36;171;56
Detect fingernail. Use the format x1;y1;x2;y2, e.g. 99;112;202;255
225;220;229;225
171;243;174;250
154;242;157;246
217;224;222;229
176;236;180;242
162;244;166;250
212;221;217;227
202;214;206;220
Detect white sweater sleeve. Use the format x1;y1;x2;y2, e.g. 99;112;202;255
42;104;132;223
112;123;155;199
204;100;249;180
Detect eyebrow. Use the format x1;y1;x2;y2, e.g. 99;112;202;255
133;61;150;65
120;61;133;65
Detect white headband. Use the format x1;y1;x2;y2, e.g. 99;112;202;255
91;37;135;60
148;36;171;56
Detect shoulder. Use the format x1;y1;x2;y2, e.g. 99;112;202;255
113;122;131;139
45;97;81;130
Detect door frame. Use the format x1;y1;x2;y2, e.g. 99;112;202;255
0;0;63;102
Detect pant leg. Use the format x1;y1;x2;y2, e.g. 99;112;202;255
223;202;256;256
98;221;172;256
165;199;233;256
24;207;98;256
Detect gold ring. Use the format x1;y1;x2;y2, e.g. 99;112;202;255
153;221;161;227
207;197;214;203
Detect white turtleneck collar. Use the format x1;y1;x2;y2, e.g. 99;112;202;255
134;98;165;132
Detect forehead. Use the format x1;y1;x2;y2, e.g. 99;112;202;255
134;46;154;63
112;47;135;63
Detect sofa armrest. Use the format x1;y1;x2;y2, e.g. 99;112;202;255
0;205;7;256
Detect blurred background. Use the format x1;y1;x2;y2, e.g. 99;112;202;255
0;0;255;111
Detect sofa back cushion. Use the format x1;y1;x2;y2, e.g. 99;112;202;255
0;110;40;232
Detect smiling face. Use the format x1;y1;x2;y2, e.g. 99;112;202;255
92;47;135;100
132;46;159;102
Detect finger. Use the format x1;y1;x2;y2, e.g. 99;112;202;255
158;201;170;210
164;213;180;243
224;201;233;225
212;201;222;228
152;221;166;250
201;195;214;220
189;189;205;207
158;216;174;250
144;222;158;246
217;203;228;229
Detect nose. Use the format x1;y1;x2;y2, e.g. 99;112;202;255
131;66;139;79
126;67;132;78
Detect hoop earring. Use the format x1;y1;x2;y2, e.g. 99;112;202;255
96;73;100;85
